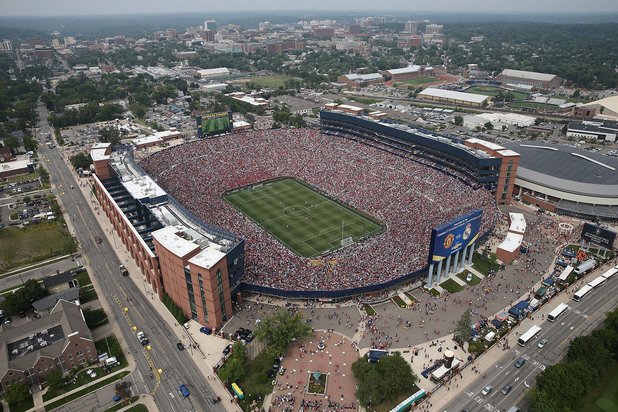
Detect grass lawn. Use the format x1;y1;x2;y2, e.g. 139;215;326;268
0;221;77;274
122;405;148;412
80;285;99;303
404;292;418;303
229;349;279;411
507;101;557;110
8;395;34;412
346;96;381;105
44;371;130;411
440;278;464;293
457;270;481;285
466;86;528;100
85;308;109;329
224;178;383;257
472;252;500;275
242;75;296;89
429;288;441;297
392;295;407;308
364;304;376;316
95;335;127;368
75;269;92;286
373;384;421;412
582;363;618;412
43;366;104;401
394;77;436;87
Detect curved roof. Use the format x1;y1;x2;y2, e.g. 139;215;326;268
502;142;618;199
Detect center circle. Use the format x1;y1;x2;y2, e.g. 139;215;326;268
283;205;310;218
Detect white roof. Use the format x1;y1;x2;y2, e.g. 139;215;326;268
338;104;363;111
466;137;504;151
500;69;557;82
0;159;31;172
90;144;111;162
478;112;536;127
497;149;520;157
508;212;527;234
188;247;226;269
132;136;163;146
197;67;229;76
122;175;166;200
419;88;489;104
233;120;251;128
497;232;524;253
151;226;200;258
386;65;422;75
344;73;383;82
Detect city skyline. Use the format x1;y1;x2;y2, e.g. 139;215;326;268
2;0;618;16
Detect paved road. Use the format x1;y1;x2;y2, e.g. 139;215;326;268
36;102;222;412
443;273;618;412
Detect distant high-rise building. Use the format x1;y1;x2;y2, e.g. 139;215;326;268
0;39;13;51
404;20;418;34
204;20;217;32
425;24;444;35
202;30;214;42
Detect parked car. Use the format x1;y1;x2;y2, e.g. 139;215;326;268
179;384;190;397
481;385;492;396
113;393;122;402
176;342;184;351
222;344;232;356
199;326;212;335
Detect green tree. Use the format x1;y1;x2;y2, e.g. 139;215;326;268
454;309;472;345
4;382;30;404
484;121;494;130
255;310;312;355
4;135;20;152
45;368;65;391
567;334;613;376
352;352;417;407
536;361;594;410
23;135;38;152
1;279;48;316
98;127;122;145
529;388;559;412
218;341;248;383
69;153;93;170
37;166;49;184
453;115;463;126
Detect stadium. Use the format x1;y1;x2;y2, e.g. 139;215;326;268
138;112;500;297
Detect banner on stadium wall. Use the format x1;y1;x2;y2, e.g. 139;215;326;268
428;209;483;264
581;223;616;249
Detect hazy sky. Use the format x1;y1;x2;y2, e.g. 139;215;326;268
2;0;618;16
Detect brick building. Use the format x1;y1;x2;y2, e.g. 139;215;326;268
0;300;96;392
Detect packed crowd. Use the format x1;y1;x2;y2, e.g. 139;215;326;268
140;128;498;292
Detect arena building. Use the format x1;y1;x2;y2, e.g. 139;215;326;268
497;69;562;90
417;88;491;108
501;142;618;220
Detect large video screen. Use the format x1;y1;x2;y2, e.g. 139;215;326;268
428;209;483;264
581;223;616;249
197;111;233;137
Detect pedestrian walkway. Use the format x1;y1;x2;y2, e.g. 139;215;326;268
467;266;485;280
432;284;445;294
450;274;467;287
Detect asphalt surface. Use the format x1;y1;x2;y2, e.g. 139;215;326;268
444;273;618;412
35;101;222;412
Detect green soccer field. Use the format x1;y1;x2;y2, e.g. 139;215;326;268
224;178;383;257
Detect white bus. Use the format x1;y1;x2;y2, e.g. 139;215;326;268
518;325;542;347
573;284;593;302
601;267;618;281
588;275;607;289
547;303;569;322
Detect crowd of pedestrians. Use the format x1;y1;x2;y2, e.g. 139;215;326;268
140;128;498;292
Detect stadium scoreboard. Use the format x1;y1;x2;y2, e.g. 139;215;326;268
195;111;233;138
581;223;616;249
428;209;483;264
